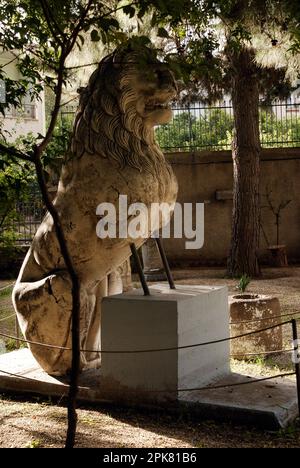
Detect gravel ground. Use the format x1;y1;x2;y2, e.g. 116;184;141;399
0;395;300;448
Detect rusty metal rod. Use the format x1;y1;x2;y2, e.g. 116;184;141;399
15;315;20;350
130;243;150;296
292;319;300;418
155;237;176;290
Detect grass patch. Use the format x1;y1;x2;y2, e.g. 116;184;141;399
25;439;42;448
0;286;13;299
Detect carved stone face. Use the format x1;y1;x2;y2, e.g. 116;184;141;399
72;48;179;172
131;65;178;127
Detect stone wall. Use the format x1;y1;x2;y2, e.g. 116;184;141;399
1;148;299;275
165;147;300;266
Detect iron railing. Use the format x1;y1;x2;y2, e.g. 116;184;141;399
156;101;300;152
60;101;300;152
0;189;45;246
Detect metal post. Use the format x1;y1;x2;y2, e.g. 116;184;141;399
292;319;300;418
130;243;150;296
155;238;176;290
15;315;20;349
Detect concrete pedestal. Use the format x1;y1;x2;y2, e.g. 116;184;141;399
100;284;230;402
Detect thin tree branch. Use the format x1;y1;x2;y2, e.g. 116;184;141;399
60;96;79;108
38;0;64;46
41;0;67;39
32;145;81;449
66;0;94;55
32;40;81;448
0;207;10;230
0;51;22;69
0;142;33;163
38;52;66;153
66;61;99;70
66;0;138;55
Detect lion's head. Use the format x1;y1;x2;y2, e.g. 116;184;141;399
71;45;177;174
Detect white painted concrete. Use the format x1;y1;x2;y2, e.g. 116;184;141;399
101;284;230;401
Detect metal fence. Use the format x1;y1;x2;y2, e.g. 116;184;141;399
156;101;300;152
60;101;300;152
12;194;44;245
1;188;45;246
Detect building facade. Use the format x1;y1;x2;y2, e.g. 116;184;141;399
0;50;45;141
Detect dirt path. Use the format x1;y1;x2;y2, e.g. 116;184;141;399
0;396;300;448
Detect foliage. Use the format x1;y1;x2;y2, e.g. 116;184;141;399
156;108;233;150
138;1;299;101
42;122;72;173
0;1;157;127
25;439;42;449
5;338;21;352
236;275;251;293
0;143;36;247
155;107;300;151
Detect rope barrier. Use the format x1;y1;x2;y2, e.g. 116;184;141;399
0;314;15;323
0;319;293;354
163;372;296;394
0;283;14;292
230;311;300;325
0;315;298;406
0;311;296;326
0;369;47;384
0;308;296;326
231;348;294;358
0;368;295;394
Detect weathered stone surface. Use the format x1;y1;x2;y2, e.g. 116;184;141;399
100;284;230;403
12;47;178;376
230;294;283;359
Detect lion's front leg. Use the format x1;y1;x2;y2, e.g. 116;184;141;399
13;272;89;376
82;270;123;369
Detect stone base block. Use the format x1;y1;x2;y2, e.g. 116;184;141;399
100;284;230;402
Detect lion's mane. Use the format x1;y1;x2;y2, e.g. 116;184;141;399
71;48;169;176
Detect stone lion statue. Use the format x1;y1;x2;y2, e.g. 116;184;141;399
13;45;178;376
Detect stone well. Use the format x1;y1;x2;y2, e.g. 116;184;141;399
229;294;283;359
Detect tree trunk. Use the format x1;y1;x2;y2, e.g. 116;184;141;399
227;47;261;278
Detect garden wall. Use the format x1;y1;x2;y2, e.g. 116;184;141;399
1;148;299;275
165;147;300;266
